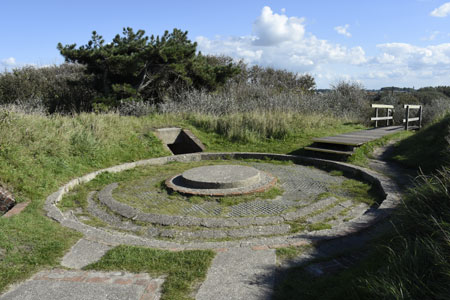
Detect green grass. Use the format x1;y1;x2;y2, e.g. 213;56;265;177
276;244;312;262
348;130;413;167
337;179;382;206
0;207;82;292
85;245;215;300
329;170;344;176
0;110;365;294
390;114;450;173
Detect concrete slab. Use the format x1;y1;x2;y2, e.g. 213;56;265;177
196;248;276;300
0;269;164;300
166;164;277;197
61;239;112;269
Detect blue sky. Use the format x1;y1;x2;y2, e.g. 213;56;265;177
2;0;450;88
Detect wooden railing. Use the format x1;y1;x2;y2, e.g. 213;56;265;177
371;104;394;127
403;104;422;130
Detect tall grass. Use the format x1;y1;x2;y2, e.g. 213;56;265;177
360;168;450;299
186;111;349;142
160;81;371;123
0;110;171;201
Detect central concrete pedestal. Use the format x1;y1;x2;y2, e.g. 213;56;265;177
165;165;276;196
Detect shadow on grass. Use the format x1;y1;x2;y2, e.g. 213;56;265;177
270;222;395;300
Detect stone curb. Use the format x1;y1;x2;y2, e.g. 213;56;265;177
3;201;30;218
44;152;402;250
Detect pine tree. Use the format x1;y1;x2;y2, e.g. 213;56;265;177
58;27;240;106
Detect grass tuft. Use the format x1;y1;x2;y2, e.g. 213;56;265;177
85;245;215;300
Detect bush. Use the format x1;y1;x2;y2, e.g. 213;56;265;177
0;64;98;113
326;81;371;123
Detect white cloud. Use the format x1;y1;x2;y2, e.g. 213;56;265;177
1;57;16;66
430;2;450;17
334;24;352;37
196;6;366;79
196;6;450;88
252;6;305;45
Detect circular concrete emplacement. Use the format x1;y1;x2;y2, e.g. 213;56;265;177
166;164;277;196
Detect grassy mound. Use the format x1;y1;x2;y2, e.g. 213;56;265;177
391;113;450;173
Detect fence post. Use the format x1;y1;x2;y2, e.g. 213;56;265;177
404;105;410;130
375;108;379;128
419;106;423;129
386;109;391;126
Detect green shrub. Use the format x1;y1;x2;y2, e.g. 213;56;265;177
0;64;98;113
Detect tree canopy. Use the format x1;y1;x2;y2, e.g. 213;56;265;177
57;27;240;105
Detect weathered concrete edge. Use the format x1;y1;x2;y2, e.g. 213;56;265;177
44;152;402;250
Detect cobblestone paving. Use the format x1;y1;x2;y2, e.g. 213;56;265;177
111;162;344;218
66;161;375;241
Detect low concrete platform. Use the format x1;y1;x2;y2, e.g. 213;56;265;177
166;164;277;196
181;165;261;189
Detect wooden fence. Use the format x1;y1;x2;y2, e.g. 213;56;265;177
371;104;394;127
371;104;423;130
403;104;422;130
